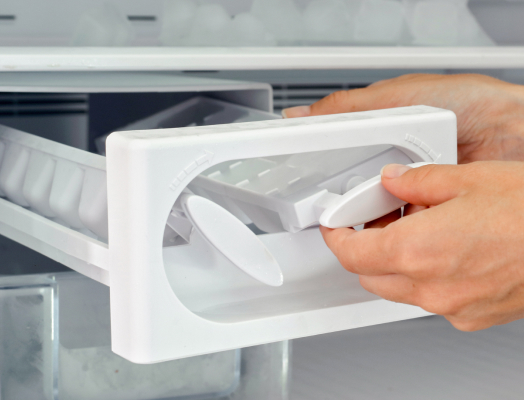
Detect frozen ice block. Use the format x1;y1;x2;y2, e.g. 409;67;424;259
227;13;276;46
304;0;353;44
456;3;495;46
408;0;460;45
160;0;198;46
184;3;232;46
404;0;494;46
354;0;406;44
71;2;133;46
251;0;305;44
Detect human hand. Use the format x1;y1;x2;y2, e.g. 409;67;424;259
283;74;524;164
320;161;524;331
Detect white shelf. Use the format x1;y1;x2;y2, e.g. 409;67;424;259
2;47;524;71
292;316;524;400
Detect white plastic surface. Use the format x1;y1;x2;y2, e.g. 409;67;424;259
106;105;456;363
5;47;524;72
320;162;433;228
180;194;283;287
96;96;278;155
292;316;524;400
191;146;413;234
0;124;110;284
0;104;457;363
0;72;272;113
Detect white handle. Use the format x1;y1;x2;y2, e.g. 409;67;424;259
180;194;284;287
319;162;432;228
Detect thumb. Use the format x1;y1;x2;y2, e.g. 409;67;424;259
282;87;395;118
381;163;466;206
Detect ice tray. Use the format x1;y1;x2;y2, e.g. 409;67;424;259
0;105;457;363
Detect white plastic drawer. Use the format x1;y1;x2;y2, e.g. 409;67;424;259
0;100;457;364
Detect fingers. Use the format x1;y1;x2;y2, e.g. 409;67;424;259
319;225;400;276
282;84;398;118
282;74;444;119
381;163;468;207
359;274;418;306
364;208;401;229
445;315;496;332
308;88;391;116
281;105;310;118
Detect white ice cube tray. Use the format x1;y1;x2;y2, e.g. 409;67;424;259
190;146;412;233
0;104;457;363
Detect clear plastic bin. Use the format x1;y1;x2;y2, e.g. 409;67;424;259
0;272;290;400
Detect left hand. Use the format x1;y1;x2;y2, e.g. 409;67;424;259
320;161;524;331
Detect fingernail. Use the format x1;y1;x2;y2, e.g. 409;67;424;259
381;164;412;179
282;105;311;119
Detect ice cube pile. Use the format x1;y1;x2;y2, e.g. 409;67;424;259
159;0;495;46
72;2;134;47
71;0;494;47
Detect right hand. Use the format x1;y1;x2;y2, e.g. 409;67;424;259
321;161;524;332
283;73;524;164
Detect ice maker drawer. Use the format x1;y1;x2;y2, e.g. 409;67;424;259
0;104;457;363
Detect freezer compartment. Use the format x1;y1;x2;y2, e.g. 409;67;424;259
0;272;290;400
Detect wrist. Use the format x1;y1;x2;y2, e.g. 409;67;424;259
493;85;524;161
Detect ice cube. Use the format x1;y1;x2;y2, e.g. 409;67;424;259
71;2;133;46
227;13;277;46
303;0;353;44
404;0;463;45
404;0;494;46
184;3;232;46
354;0;406;44
251;0;304;44
160;0;197;46
456;3;495;46
345;0;365;14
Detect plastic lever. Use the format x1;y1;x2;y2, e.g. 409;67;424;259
319;162;432;228
180;193;284;287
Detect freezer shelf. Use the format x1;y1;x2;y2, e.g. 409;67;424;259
291;315;524;400
4;1;524;72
